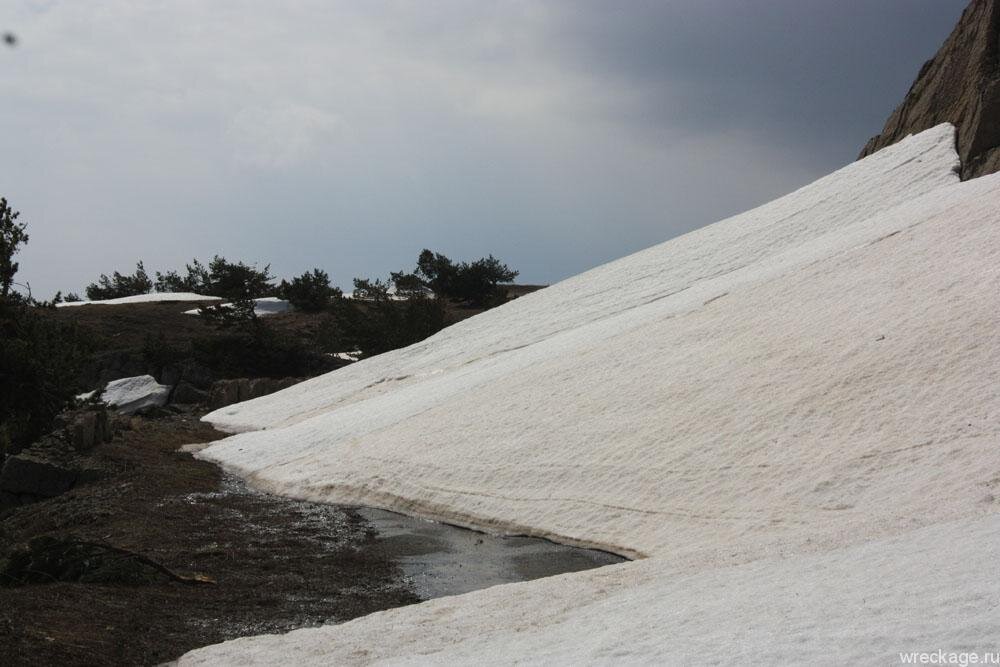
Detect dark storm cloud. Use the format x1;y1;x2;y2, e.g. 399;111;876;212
1;1;969;299
544;0;965;157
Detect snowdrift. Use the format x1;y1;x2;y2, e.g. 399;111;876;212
55;292;220;307
183;124;1000;663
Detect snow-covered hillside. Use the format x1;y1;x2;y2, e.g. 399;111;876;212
182;124;1000;663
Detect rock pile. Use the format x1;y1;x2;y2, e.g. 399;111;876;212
0;371;302;510
0;407;115;509
87;368;303;410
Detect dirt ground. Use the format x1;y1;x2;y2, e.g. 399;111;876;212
0;411;418;666
1;286;552;665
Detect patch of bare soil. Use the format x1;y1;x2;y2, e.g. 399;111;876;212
0;410;417;666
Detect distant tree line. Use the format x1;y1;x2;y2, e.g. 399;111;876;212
1;190;523;459
82;256;277;302
78;248;518;310
70;248;518;357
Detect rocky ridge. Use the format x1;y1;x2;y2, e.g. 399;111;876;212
859;0;1000;179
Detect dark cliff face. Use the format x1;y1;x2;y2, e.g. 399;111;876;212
859;0;1000;180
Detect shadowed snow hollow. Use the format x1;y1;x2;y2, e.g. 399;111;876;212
183;124;1000;664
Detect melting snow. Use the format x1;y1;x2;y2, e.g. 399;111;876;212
180;125;1000;664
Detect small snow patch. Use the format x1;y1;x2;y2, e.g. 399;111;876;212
56;292;220;307
328;351;362;362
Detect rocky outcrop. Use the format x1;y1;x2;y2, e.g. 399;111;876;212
0;407;115;508
0;454;78;502
859;0;1000;179
80;353;217;395
160;361;215;390
59;410;113;452
171;381;209;405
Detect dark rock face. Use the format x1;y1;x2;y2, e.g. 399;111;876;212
161;360;216;390
859;0;1000;179
0;454;78;500
83;350;152;389
171;381;209;405
0;407;115;509
62;410;112;452
208;377;303;409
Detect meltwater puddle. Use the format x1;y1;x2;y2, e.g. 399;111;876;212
196;472;625;602
357;507;627;600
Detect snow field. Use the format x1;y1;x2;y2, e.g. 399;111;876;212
180;125;1000;663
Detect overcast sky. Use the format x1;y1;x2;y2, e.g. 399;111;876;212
2;0;967;298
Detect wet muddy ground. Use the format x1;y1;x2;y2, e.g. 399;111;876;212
0;410;623;666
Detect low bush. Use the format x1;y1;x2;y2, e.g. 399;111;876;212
321;282;446;356
191;328;328;379
1;198;89;459
0;299;89;459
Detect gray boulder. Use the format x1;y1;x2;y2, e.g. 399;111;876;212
101;375;172;415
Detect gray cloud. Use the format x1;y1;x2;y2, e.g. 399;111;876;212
1;0;966;299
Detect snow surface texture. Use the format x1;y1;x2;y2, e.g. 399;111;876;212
183;125;1000;663
101;375;171;415
55;292;220;307
182;297;290;317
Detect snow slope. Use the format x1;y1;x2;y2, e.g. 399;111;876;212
202;125;962;436
55;292;220;307
183;124;1000;663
